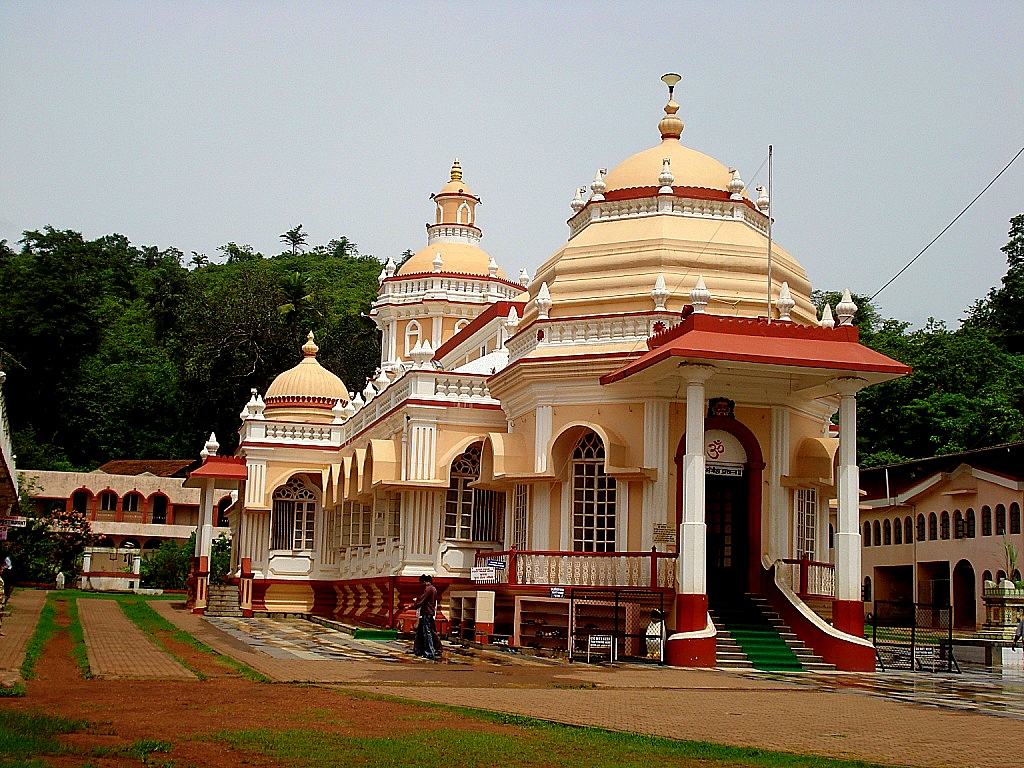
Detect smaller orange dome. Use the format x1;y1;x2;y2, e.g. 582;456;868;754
266;332;349;403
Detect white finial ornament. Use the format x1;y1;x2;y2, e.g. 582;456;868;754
755;185;770;213
504;306;520;333
332;399;346;424
341;399;356;419
571;186;586;213
775;281;795;322
352;392;365;410
836;289;858;326
432;252;444;273
362;380;376;403
658;158;674;194
728;168;745;201
200;432;219;459
690;276;710;314
819;303;836;328
651;273;669;310
519;268;531;287
590;169;607;202
410;339;434;369
374;369;390;392
487;255;499;278
535;282;552;320
385;257;396;278
378;266;387;285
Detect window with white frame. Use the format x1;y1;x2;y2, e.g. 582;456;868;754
340;502;352;549
795;488;816;560
342;501;371;547
444;444;503;542
271;477;317;551
388;493;401;539
512;484;529;551
404;320;422;357
572;431;616;552
100;492;117;512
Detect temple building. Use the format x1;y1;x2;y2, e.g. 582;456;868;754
193;76;910;671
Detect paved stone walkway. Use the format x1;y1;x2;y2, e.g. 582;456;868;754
0;589;46;686
77;598;194;679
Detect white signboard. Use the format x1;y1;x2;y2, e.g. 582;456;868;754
471;566;497;583
0;517;27;528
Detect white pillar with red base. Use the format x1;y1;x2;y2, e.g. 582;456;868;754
832;377;866;636
666;364;717;666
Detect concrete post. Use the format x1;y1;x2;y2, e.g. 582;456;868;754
832;377;867;635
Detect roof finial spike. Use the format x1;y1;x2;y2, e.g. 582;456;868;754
820;303;836;329
690;276;710;314
836;289;858;326
302;331;318;357
658;158;675;194
775;281;795;322
590;169;607;202
651;273;669;310
728;168;745;200
658;73;683;140
450;157;462;182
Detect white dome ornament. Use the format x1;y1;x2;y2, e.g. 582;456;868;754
728;168;745;201
362;380;376;403
378;266;387;285
651;273;669;311
518;268;531;287
410;339;434;369
373;369;390;392
341;399;356;419
351;392;365;411
690;276;710;314
590;169;607;202
836;289;858;326
658;158;675;195
384;257;396;278
755;185;770;214
535;282;552;320
332;399;347;424
432;253;444;273
819;303;836;329
775;282;795;322
200;432;219;459
571;187;586;214
487;255;499;278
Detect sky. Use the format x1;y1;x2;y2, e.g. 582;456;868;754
1;1;1022;328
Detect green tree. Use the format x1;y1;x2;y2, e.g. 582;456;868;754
280;225;309;256
5;477;93;582
140;534;193;590
965;214;1024;352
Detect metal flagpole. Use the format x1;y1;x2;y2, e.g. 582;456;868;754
766;145;773;322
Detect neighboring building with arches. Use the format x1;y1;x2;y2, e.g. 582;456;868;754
859;443;1024;628
225;79;909;671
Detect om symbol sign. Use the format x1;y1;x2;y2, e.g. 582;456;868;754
706;439;725;460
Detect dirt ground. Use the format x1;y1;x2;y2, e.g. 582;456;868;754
0;602;522;768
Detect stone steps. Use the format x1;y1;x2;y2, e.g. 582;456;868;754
205;585;243;617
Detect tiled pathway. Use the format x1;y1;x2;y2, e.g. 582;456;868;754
77;598;194;679
0;589;45;686
205;615;402;662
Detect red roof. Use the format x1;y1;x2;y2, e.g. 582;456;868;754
97;459;197;477
187;456;248;482
601;313;911;385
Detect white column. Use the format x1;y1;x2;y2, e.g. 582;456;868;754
642;399;670;551
833;377;866;602
535;405;552;474
532;483;551;550
678;365;715;595
195;477;217;561
769;406;790;562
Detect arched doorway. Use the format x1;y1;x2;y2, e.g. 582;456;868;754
952;559;976;629
675;412;765;595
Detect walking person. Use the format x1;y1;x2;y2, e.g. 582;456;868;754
411;574;441;660
1013;611;1024;650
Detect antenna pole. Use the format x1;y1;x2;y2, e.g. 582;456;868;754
766;144;774;323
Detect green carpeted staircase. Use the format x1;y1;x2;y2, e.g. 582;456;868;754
710;591;803;672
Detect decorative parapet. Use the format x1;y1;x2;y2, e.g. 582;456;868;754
241;419;343;447
373;275;522;307
506;311;679;363
568;193;768;240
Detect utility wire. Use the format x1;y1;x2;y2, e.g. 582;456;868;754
870;145;1024;302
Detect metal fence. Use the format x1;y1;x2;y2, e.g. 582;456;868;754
870;600;960;672
568;589;666;664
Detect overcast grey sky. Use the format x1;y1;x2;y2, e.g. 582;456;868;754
1;1;1021;327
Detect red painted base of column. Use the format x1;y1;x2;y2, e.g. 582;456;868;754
832;600;865;637
674;592;708;632
665;636;717;667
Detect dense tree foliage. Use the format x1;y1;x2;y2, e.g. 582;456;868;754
816;214;1024;466
0;227;384;470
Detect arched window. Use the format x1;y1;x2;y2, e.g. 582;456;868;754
954;510;964;539
71;490;90;514
883;519;892;545
457;202;471;224
928;512;938;541
122;493;142;514
1012;503;1021;535
100;492;118;513
216;496;232;527
572;431;617;552
904;516;914;544
404;320;422;357
998;570;1007;582
894;518;902;545
983;506;993;536
1015;570;1022;583
453;319;470;335
151;495;168;525
444;444;503;542
917;514;926;542
983;570;993;584
863;521;872;546
997;504;1007;535
966;508;976;538
940;510;950;539
873;520;881;547
272;477;317;551
863;576;872;602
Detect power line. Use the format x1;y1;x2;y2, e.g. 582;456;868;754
870;145;1024;302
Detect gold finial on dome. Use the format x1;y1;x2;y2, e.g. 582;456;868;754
302;330;319;357
450;158;463;182
658;73;684;140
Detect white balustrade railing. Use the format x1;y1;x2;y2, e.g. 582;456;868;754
568;194;768;240
778;558;835;599
477;550;677;589
507;312;678;363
